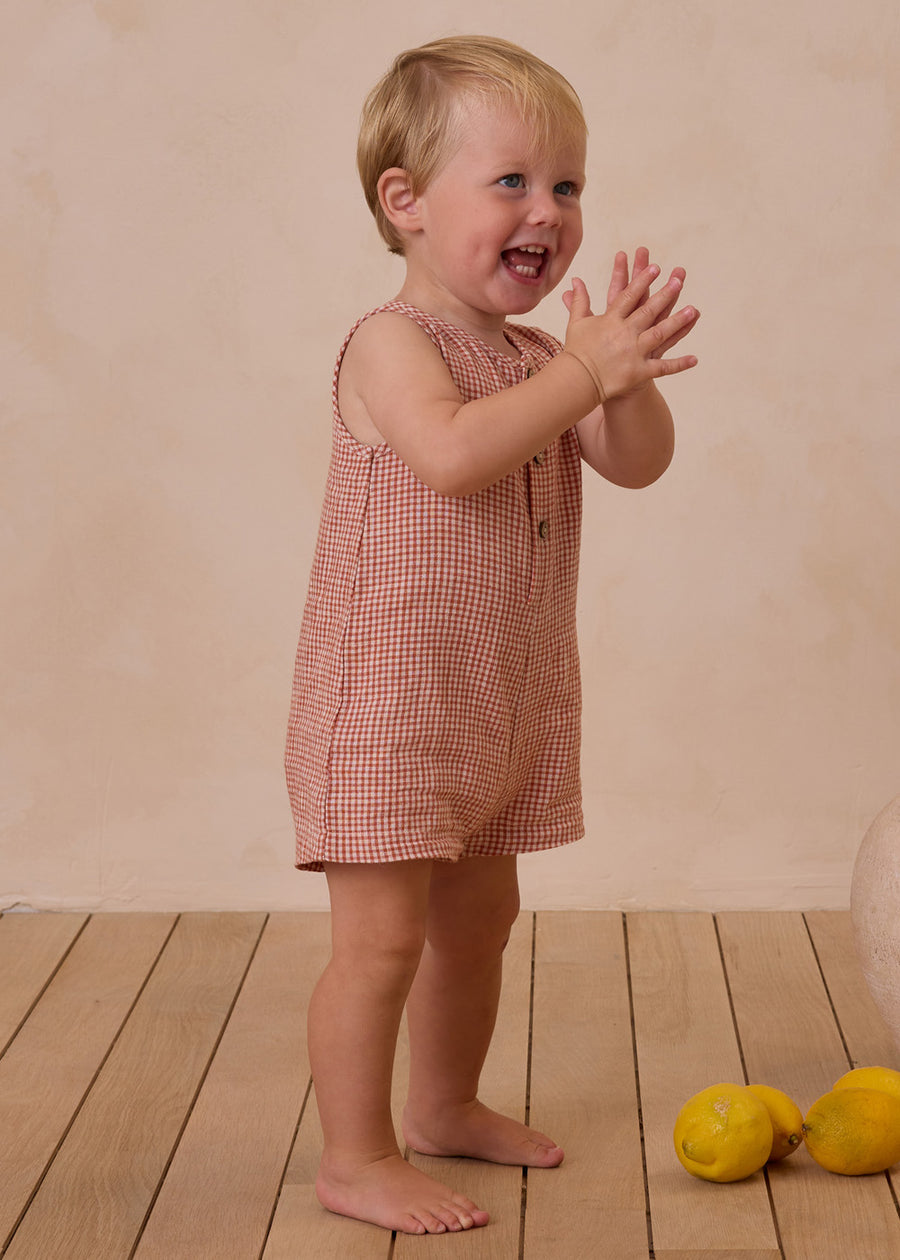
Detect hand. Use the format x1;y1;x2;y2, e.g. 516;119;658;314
561;249;699;403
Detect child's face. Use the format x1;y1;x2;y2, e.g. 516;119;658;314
404;96;586;327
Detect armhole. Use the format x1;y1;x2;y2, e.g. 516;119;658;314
331;313;389;451
332;307;450;450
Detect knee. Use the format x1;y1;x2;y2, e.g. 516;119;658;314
334;919;426;992
428;883;521;959
491;882;521;948
496;884;522;951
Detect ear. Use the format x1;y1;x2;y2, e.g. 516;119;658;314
377;168;423;238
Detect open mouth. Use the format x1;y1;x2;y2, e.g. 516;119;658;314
501;245;547;281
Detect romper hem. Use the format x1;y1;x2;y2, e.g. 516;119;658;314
294;814;585;872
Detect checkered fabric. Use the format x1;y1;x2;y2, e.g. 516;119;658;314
285;302;584;870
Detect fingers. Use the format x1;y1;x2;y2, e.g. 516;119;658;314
563;275;594;321
629;247;652;307
647;306;701;359
616;261;659;311
609;257;681;320
639;305;700;378
647;266;686;326
652;350;700;378
621;269;692;333
607;247;656;307
642;303;699;353
606;250;630;304
606;253;689;317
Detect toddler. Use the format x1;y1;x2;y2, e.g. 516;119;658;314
285;35;699;1236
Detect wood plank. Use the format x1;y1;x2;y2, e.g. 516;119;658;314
523;911;648;1259
3;909;897;1260
0;913;175;1251
655;1252;782;1259
0;912;87;1053
393;911;534;1258
264;1181;394;1260
805;910;900;1201
4;912;266;1260
134;912;331;1259
717;911;900;1260
627;913;779;1253
804;910;900;1071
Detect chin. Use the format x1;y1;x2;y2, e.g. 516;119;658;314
505;291;548;318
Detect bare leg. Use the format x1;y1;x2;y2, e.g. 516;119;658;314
308;860;490;1235
402;855;564;1167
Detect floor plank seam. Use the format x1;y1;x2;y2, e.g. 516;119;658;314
762;1166;787;1260
804;914;900;1222
622;913;656;1260
259;1072;315;1259
129;912;270;1259
887;1169;900;1223
518;911;537;1260
801;912;854;1070
712;913;751;1087
1;913;183;1259
0;914;91;1061
714;914;786;1260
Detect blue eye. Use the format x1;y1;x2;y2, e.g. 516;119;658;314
554;181;576;197
499;173;525;189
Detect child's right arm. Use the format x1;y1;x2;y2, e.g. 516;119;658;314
338;262;697;497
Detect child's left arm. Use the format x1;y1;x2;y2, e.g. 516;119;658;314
568;249;698;488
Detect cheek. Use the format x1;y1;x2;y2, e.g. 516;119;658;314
552;217;583;278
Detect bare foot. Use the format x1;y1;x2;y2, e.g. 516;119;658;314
403;1099;565;1168
316;1151;490;1235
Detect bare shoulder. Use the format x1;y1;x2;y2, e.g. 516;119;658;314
342;309;446;379
338;310;462;446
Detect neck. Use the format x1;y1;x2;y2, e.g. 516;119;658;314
394;273;518;357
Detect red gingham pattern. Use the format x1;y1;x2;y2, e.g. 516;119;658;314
285;302;584;870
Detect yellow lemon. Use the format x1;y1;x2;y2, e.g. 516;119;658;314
832;1065;900;1103
746;1084;804;1161
673;1083;774;1182
802;1087;900;1175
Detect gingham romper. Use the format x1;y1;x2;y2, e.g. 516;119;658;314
285;301;584;871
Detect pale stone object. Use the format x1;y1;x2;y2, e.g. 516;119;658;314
851;796;900;1056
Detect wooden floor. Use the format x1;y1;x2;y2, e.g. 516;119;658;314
1;911;899;1259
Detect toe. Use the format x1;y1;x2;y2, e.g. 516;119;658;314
413;1210;448;1235
453;1192;488;1227
527;1129;565;1166
444;1204;473;1230
451;1200;474;1228
434;1202;467;1231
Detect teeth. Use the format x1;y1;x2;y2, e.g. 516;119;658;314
504;245;546;278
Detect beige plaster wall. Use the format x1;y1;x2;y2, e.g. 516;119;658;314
3;0;898;911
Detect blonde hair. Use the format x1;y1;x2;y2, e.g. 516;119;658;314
358;36;587;255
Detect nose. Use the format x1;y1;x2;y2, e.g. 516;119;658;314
526;184;562;228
